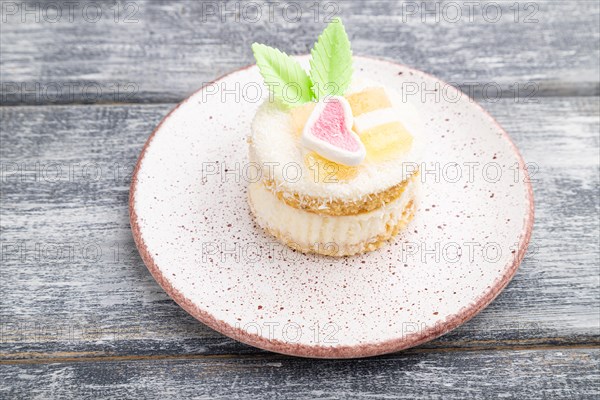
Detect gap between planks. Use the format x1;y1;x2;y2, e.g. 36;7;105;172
0;84;599;108
2;341;599;366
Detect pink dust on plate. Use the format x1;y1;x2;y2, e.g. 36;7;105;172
310;99;360;152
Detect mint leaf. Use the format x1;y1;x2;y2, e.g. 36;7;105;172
309;18;353;100
251;43;314;107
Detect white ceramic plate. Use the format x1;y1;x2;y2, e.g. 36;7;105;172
130;56;534;358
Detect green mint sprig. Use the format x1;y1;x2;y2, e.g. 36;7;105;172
251;18;353;108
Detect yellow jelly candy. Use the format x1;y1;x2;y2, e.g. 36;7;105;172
345;87;392;117
304;151;359;183
360;122;413;162
290;102;316;136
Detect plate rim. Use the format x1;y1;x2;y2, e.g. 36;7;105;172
129;55;535;359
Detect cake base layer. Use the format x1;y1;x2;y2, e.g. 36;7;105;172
248;179;418;257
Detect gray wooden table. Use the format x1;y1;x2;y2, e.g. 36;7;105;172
1;1;599;398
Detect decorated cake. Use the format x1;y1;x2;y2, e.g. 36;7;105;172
248;19;423;256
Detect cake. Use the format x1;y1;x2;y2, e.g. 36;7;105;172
248;19;422;257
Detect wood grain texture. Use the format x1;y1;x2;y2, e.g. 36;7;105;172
1;349;599;399
1;1;598;397
1;97;598;362
1;0;599;105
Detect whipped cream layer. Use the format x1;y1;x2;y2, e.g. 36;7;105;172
249;76;425;202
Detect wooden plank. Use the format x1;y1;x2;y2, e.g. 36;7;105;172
1;97;599;362
1;0;599;105
1;349;599;399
